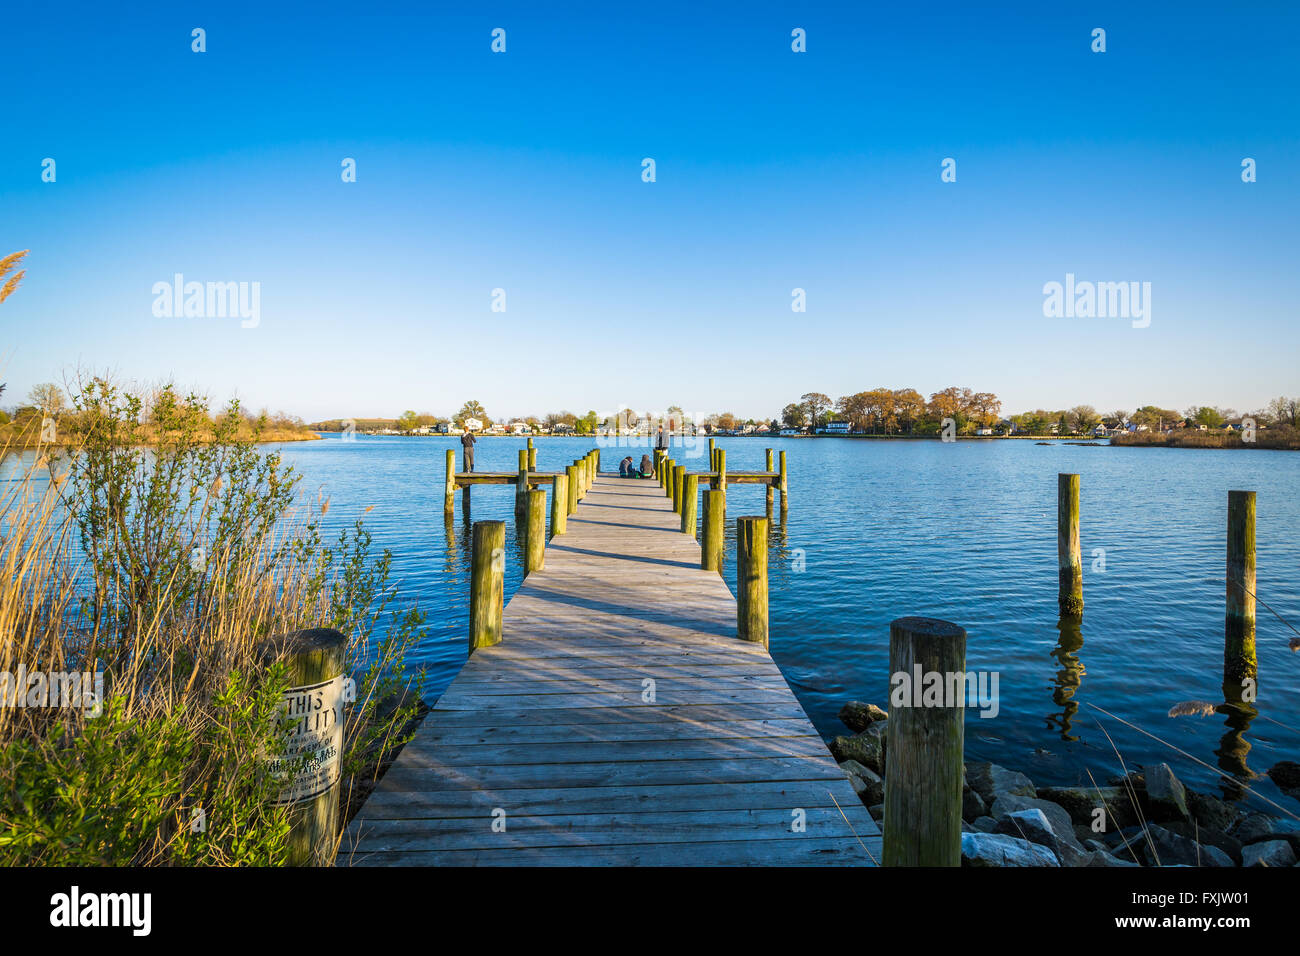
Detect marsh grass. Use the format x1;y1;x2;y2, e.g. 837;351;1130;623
0;377;425;865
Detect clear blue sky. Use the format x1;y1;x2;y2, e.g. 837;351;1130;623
3;1;1297;422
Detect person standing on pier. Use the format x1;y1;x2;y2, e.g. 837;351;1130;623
656;425;666;451
461;428;476;472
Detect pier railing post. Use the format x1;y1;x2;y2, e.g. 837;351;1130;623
681;474;698;535
260;627;347;866
551;474;568;537
736;516;768;646
883;616;966;867
444;448;456;514
525;489;546;575
470;520;505;653
673;464;685;514
664;457;675;498
1057;473;1083;617
702;489;724;572
566;465;579;514
779;449;788;513
1226;490;1257;683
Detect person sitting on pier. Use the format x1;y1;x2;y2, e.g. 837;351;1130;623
619;455;635;477
640;454;654;478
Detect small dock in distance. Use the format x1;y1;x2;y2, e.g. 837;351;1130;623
342;451;879;866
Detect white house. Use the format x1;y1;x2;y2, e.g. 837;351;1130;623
463;418;483;432
818;420;851;435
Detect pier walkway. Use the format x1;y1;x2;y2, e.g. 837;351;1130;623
340;473;880;866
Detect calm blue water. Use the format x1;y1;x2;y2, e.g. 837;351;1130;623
12;435;1298;806
274;435;1300;806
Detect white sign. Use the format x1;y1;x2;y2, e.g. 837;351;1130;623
271;674;344;805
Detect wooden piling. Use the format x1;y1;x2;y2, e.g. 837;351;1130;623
716;449;727;501
516;449;529;516
673;464;685;514
1225;490;1257;683
778;449;788;512
1057;473;1083;617
681;474;699;536
736;516;769;647
664;458;675;498
551;474;568;537
528;444;537;470
883;616;966;867
444;448;456;515
702;489;724;573
525;489;546;575
260;627;347;866
469;521;505;653
708;437;715;464
565;465;579;514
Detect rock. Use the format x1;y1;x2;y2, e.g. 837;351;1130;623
1037;785;1139;831
966;762;1036;804
961;831;1059;867
830;727;884;774
839;760;884;806
962;788;987;822
1187;790;1240;832
1086;838;1142;866
1143;763;1189;822
1160;822;1242;865
989;794;1076;845
993;808;1090;866
1243;840;1296;868
1267;761;1300;796
972;816;998;833
1230;812;1278;845
1142;825;1234;867
838;700;888;732
867;803;884;823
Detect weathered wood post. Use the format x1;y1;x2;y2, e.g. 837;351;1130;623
664;458;675;498
702;489;724;573
681;474;699;535
516;449;529;516
778;449;788;512
551;474;568;537
883;616;967;867
528;439;537;470
765;448;775;511
1057;473;1083;617
261;627;347;866
708;437;715;464
654;449;664;483
444;448;456;515
1225;490;1257;683
565;464;579;514
525;489;546;575
469;520;505;652
736;516;769;646
573;459;584;500
716;448;727;502
673;464;685;514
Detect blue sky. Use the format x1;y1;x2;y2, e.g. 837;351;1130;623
2;1;1297;422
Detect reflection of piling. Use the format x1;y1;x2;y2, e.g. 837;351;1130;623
883;616;966;867
1225;490;1257;684
1047;617;1085;741
1057;473;1083;617
1216;679;1257;792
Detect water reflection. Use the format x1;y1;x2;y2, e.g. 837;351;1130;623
1046;617;1086;741
1215;679;1259;797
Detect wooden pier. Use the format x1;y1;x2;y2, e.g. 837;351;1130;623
341;456;879;866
